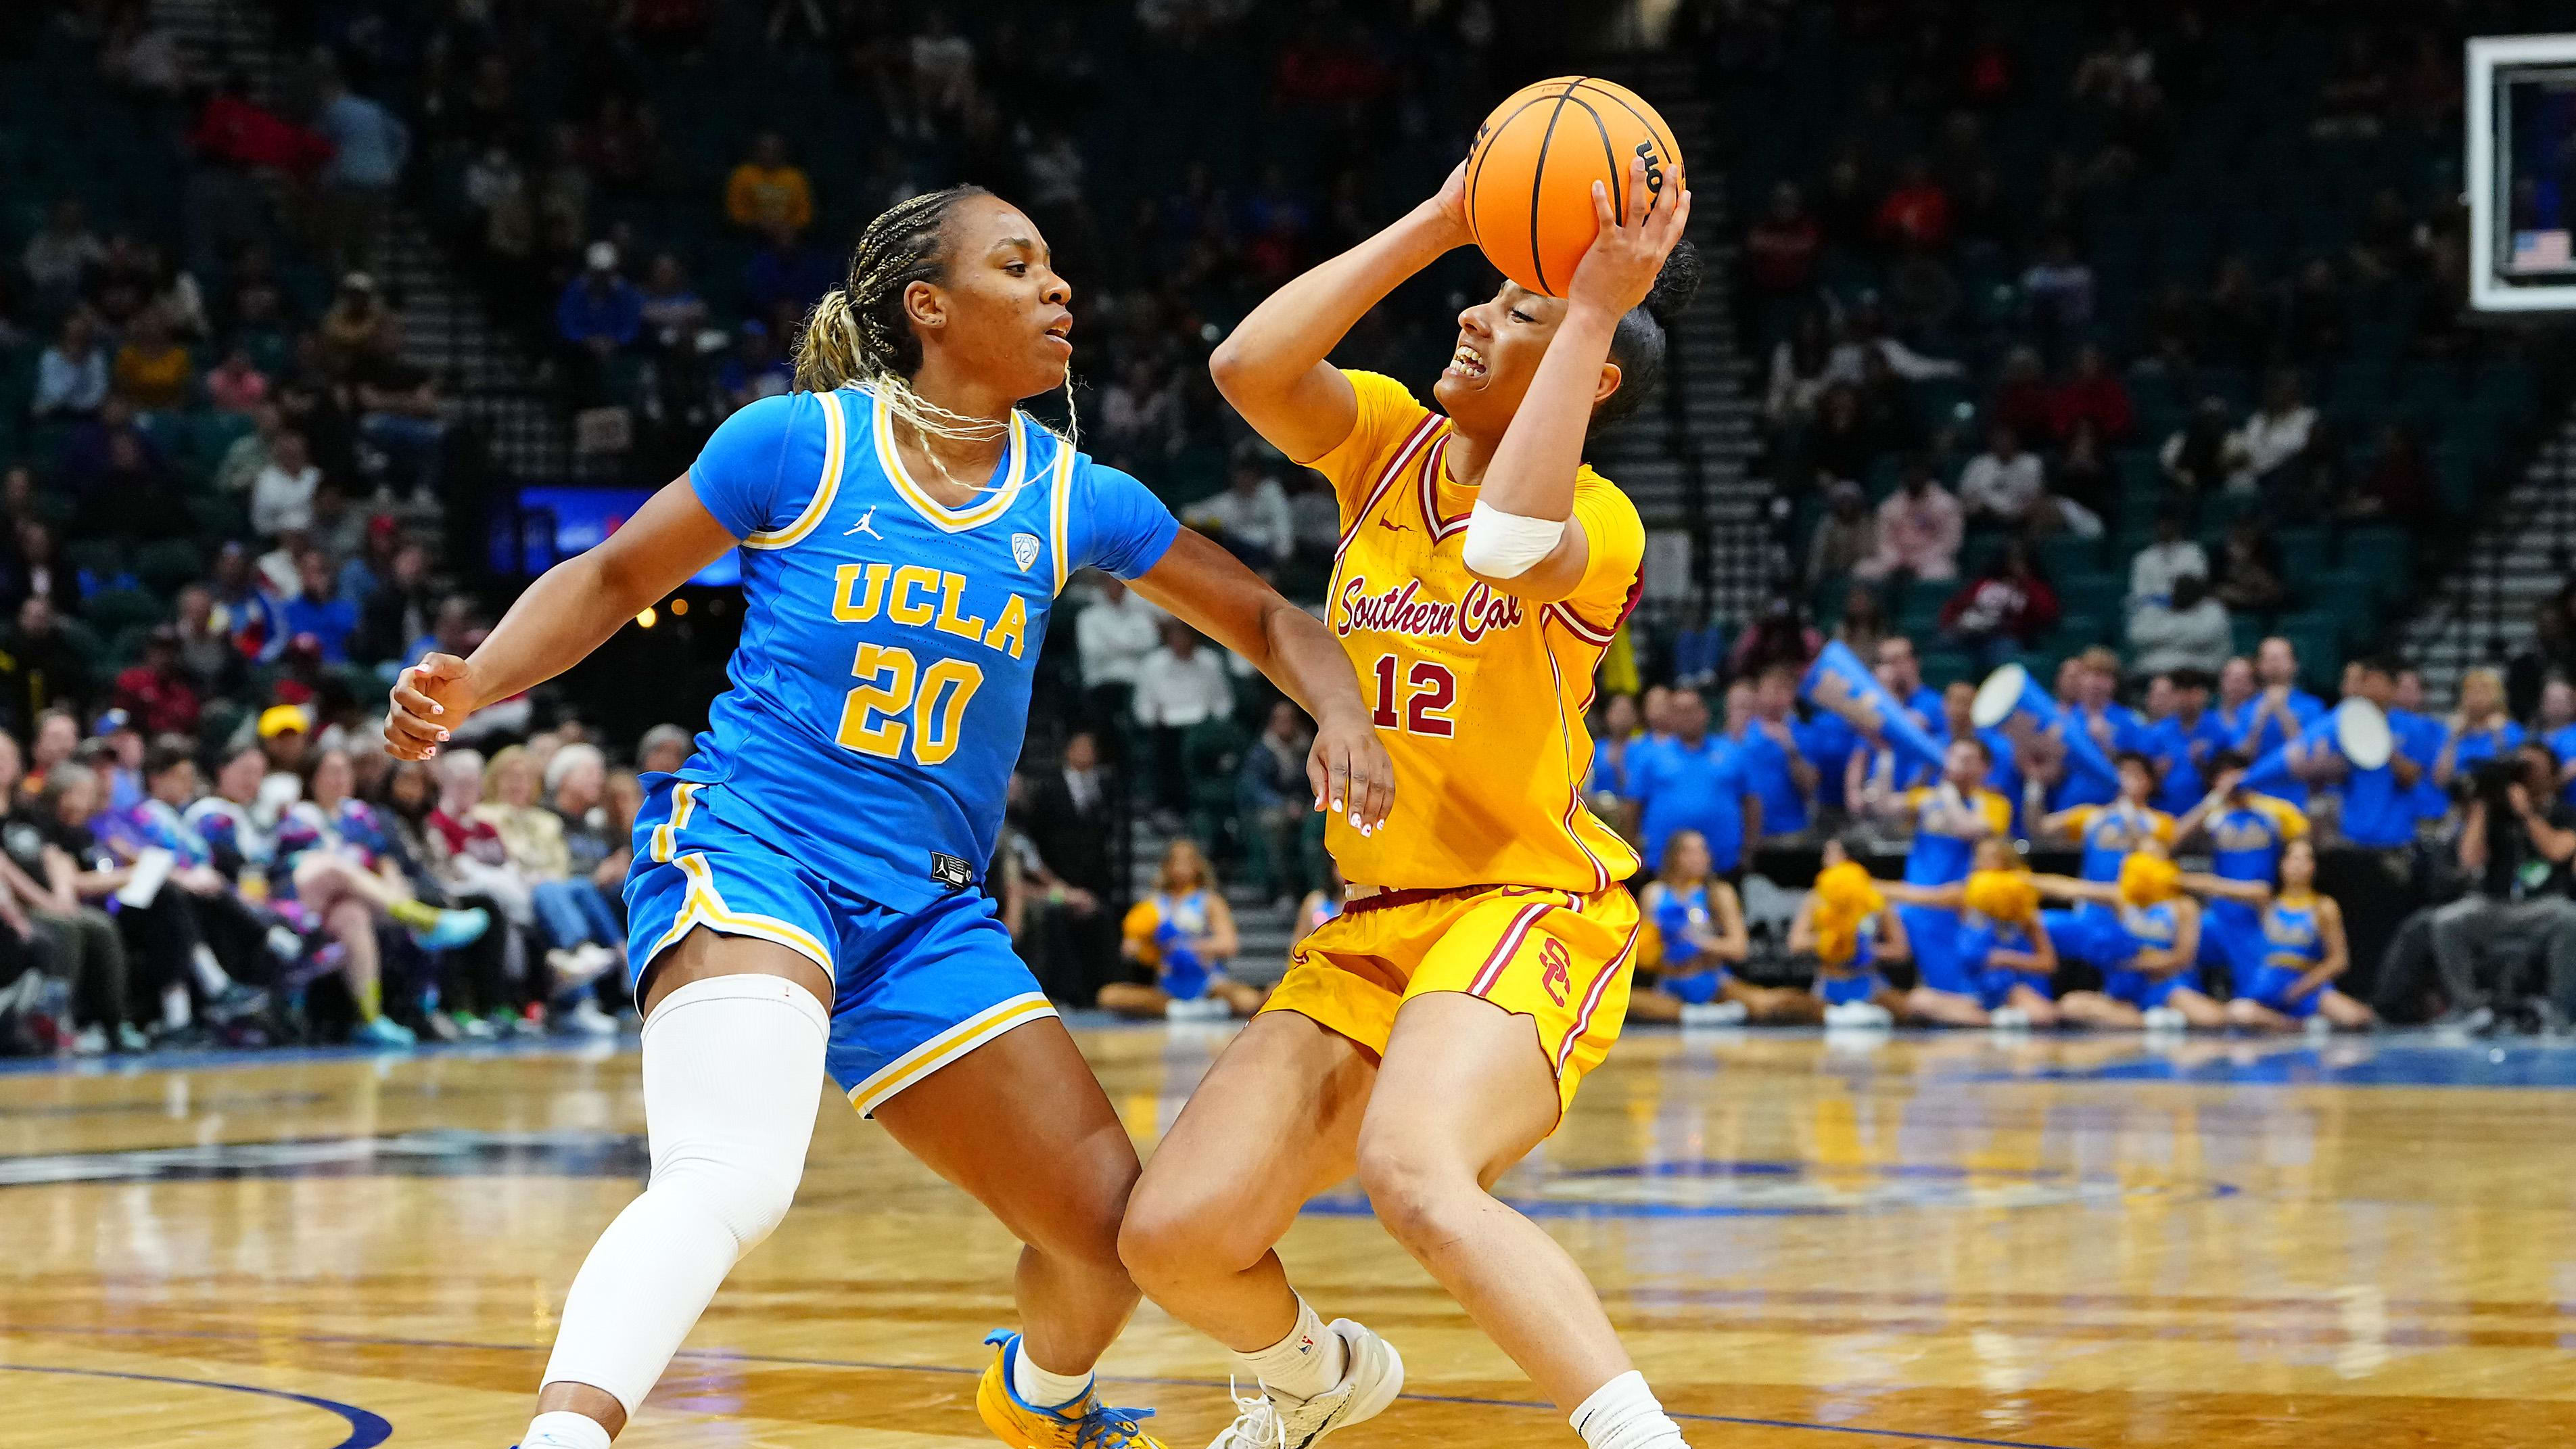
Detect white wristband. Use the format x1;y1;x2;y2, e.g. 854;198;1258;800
1459;499;1566;578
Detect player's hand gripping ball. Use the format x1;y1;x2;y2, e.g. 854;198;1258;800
1462;76;1685;297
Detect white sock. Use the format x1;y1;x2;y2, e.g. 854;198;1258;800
192;944;233;996
520;1410;613;1449
537;974;829;1417
160;981;191;1030
1009;1339;1094;1410
1571;1371;1688;1449
1234;1296;1345;1402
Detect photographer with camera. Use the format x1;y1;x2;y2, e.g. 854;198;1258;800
2429;740;2576;1034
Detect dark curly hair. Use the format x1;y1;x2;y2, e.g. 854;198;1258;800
1590;238;1702;437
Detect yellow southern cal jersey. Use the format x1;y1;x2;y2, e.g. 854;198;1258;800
1303;369;1645;892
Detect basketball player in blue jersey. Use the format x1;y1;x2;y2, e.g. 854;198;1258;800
383;186;1392;1449
2184;838;2374;1032
1861;736;2012;1021
2174;752;2307;999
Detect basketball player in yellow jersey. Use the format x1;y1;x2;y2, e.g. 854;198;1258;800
1120;156;1704;1449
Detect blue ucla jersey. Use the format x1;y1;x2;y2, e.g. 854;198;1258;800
2260;896;2324;973
1899;786;2011;885
2205;794;2301;883
2071;802;2171;882
681;388;1177;912
2118;899;2178;957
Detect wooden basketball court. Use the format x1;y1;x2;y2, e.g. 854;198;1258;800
4;1025;2574;1448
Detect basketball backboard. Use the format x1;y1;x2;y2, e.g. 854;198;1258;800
2469;34;2576;311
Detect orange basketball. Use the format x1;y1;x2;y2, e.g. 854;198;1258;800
1464;76;1683;298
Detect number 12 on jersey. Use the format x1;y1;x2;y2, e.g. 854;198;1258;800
1369;653;1456;737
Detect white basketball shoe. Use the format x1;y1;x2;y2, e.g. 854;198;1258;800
1207;1319;1404;1449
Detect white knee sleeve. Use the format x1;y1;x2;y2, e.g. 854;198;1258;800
640;975;828;1249
541;973;829;1417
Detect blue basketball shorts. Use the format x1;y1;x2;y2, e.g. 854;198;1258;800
1813;969;1888;1007
1660;965;1731;1005
2239;964;2326;1018
625;779;1056;1117
2101;967;2185;1009
1898;902;1972;995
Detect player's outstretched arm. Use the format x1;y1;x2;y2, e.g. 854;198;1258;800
1209;162;1474;464
1131;527;1394;833
385;476;736;760
1465;155;1689;602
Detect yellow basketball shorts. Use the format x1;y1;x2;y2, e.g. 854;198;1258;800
1259;882;1643;1117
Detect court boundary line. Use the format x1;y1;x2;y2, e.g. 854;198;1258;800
0;1323;2088;1448
0;1362;393;1448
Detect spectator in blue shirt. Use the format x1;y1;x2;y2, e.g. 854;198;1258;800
312;71;411;275
2433;666;2525;796
1931;678;2020;795
743;221;838;318
1736;665;1819;838
2395;666;2452;820
1624;689;1761;875
279;549;357;664
2539;677;2576;807
2046;645;2149;809
2323;656;2431;850
557;242;644;353
1875;635;1945;737
2143;666;2230;813
1586;692;1645;812
2228;635;2327;804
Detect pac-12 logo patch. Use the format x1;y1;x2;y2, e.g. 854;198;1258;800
1011;532;1042;572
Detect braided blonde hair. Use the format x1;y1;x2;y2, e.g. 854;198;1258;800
793;185;1079;472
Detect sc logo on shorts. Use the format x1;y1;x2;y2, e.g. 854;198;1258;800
1539;938;1572;1007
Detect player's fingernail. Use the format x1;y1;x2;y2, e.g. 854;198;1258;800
431;703;444;715
436;729;450;741
1331;798;1343;812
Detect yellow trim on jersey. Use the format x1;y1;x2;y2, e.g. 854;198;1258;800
642;852;836;984
1048;436;1074;595
845;991;1058;1116
874;392;1028;532
744;390;847;550
649;781;699;863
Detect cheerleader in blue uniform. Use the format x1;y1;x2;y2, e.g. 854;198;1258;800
2185;837;2375;1032
1629;829;1820;1026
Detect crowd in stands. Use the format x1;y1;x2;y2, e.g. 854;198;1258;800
281;0;1512;505
1702;1;2548;719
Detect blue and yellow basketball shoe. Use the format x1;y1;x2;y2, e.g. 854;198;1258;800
977;1330;1167;1449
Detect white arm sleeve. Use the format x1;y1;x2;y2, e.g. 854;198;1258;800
1460;499;1568;579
